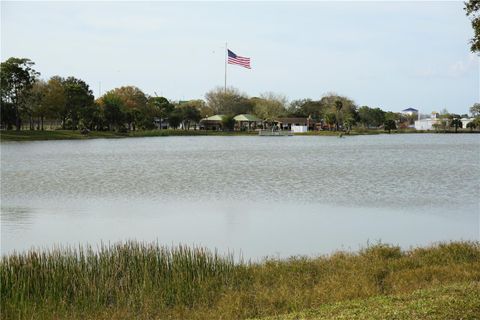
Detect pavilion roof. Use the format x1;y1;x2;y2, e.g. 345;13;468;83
204;115;225;121
234;114;262;122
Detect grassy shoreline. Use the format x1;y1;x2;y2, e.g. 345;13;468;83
1;241;479;319
1;128;478;141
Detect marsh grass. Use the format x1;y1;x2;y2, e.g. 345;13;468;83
1;241;479;319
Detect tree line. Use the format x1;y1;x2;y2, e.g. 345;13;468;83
1;57;478;132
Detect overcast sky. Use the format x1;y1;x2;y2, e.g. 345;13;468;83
1;1;478;114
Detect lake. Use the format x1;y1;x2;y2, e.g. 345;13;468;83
1;134;479;260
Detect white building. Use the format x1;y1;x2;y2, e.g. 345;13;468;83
291;125;308;133
461;118;475;128
414;112;440;130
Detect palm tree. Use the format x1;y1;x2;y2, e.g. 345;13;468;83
324;113;336;131
334;100;343;131
450;118;462;133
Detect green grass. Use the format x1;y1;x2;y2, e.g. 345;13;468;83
0;129;260;141
1;241;479;319
256;282;480;320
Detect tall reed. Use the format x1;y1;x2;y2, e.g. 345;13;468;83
1;241;479;319
1;242;236;316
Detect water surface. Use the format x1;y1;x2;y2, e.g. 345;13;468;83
1;134;479;259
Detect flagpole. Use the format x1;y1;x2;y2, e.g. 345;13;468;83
224;42;227;93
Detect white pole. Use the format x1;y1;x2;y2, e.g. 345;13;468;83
224;42;227;93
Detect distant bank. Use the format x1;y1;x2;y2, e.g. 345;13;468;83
1;129;478;142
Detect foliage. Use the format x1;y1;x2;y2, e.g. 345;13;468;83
22;80;47;130
252;92;287;120
1;241;479;320
464;0;480;52
205;86;253;115
0;57;40;130
145;96;174;129
62;77;95;129
470;102;480;117
384;119;396;133
43;76;67;126
183;99;211;118
177;102;202;129
102;86;146;130
221;114;236;131
320;93;358;130
432;120;447;133
450;118;463;133
358;106;385;128
466;121;477;131
101;92;125;130
168;108;183;129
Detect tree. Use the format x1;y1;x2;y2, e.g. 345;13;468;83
252;92;287;120
101;92;125;131
205;87;253;115
466;121;477;131
79;102;104;131
43;76;67;129
319;93;358;130
177;103;202;130
108;86;147;130
384;119;396;133
324;113;336;130
146;96;174;129
470;103;480;117
24;80;48;130
0;101;15;130
358;106;385;128
221;115;236;131
168;108;183;129
465;0;480;52
433;120;447;133
385;111;401;122
0;57;40;130
62;77;94;129
450;118;462;133
343;116;355;133
182;99;211;119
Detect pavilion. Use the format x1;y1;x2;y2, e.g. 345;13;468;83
234;114;262;131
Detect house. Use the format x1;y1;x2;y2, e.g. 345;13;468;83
401;108;419;117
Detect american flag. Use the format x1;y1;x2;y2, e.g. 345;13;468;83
228;49;251;69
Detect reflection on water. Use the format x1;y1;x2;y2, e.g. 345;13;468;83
0;206;34;227
1;134;479;258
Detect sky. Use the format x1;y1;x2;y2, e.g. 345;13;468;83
1;1;479;115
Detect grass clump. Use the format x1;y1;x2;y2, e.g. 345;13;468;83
1;241;479;319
